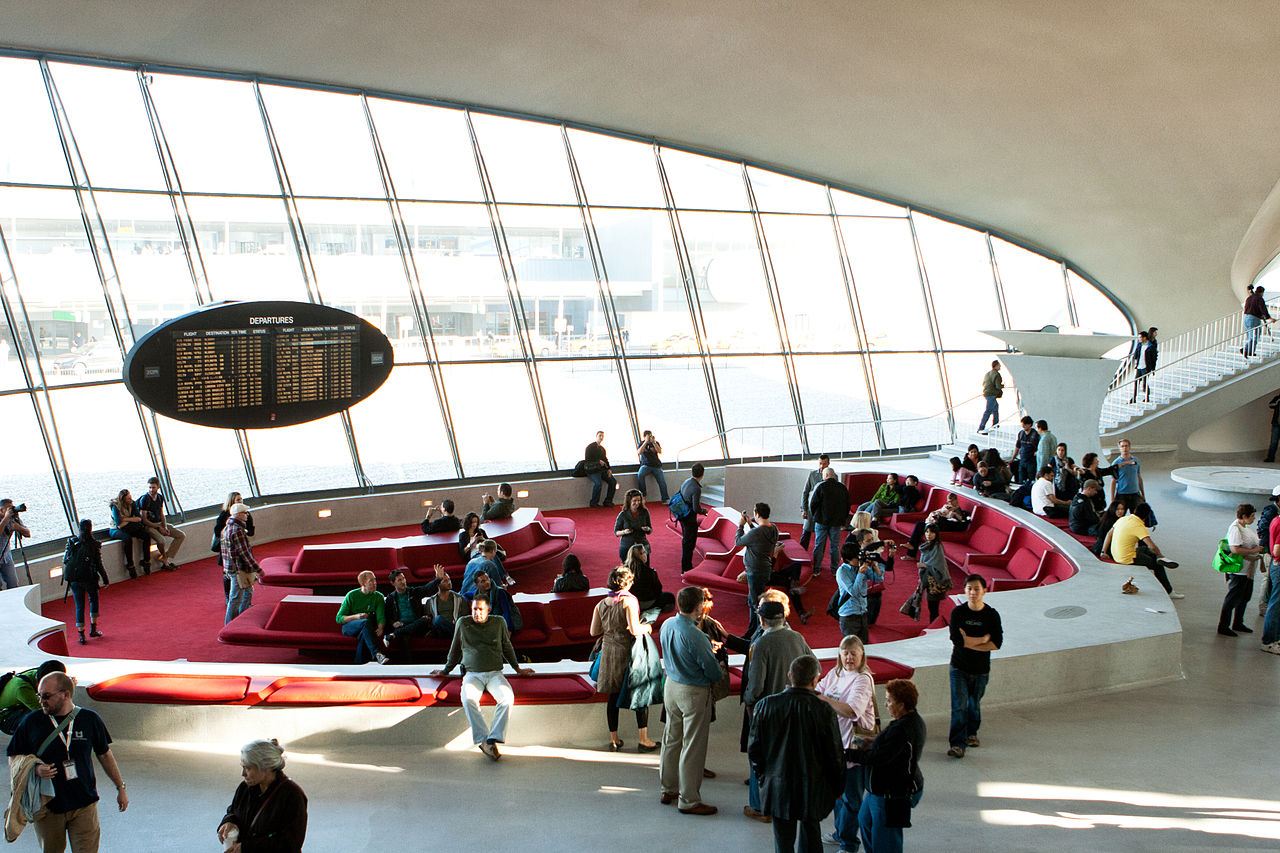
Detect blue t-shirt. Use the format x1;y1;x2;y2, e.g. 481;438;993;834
1113;456;1141;495
8;707;112;814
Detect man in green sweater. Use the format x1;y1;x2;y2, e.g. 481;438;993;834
336;570;388;665
431;596;533;761
0;660;65;734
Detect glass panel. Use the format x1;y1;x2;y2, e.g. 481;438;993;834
48;384;154;531
992;237;1071;330
0;57;71;186
1068;271;1133;336
153;415;251;513
660;148;748;211
0;392;66;544
0;187;124;384
245;414;357;495
257;85;383;198
627;358;717;457
710;355;800;457
470;114;575;205
185;195;310;302
145;73;279;195
589;208;698;356
791;354;877;454
678;211;780;353
869;354;947;448
347;364;455;485
95;192;200;336
293;198;406;345
537;360;633;469
761;214;858;351
399;201;513;361
943;352;1018;433
841;217;931;351
366;97;484;202
46;62;165;190
500;204;604;357
912;213;1005;350
746;167;829;214
566;129;664;208
441;362;547;475
830;188;908;217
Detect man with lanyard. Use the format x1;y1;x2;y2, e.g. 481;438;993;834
1109;438;1144;509
7;671;128;851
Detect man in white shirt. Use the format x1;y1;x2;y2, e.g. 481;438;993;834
1030;467;1069;519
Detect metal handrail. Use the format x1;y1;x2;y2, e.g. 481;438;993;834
674;393;986;466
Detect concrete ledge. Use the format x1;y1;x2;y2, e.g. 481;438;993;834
1170;465;1276;507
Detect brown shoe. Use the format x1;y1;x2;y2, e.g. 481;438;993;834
743;806;771;824
703;768;717;779
679;803;718;816
660;792;677;805
966;735;980;748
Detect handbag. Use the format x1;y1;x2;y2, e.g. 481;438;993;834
898;587;921;622
1212;538;1244;573
210;533;220;553
852;675;881;737
235;570;257;590
884;793;912;828
710;658;731;702
571;460;589;478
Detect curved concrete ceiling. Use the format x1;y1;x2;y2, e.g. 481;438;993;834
5;0;1280;331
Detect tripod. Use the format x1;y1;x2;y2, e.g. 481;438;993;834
10;530;31;585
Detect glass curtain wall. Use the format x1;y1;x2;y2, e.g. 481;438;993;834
0;52;1133;544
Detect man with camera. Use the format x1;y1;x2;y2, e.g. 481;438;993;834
636;430;669;502
481;484;516;521
0;498;31;589
137;477;184;571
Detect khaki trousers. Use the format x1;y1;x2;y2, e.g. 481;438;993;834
33;802;99;853
659;679;713;809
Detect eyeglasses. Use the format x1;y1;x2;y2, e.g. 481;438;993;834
37;691;65;700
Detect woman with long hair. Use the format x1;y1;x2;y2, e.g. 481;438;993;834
64;518;109;645
817;635;878;852
589;566;658;752
614;488;653;562
624;544;674;613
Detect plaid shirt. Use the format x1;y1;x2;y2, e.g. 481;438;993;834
220;516;259;575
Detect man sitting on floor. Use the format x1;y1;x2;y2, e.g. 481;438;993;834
336;570;388;665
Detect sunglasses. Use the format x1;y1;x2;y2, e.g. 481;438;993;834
37;691;65;700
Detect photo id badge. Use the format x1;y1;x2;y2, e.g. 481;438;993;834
62;761;76;780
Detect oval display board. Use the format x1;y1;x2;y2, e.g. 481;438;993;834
123;301;393;429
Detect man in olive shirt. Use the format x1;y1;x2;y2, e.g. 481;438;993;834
336;570;387;665
481;484;516;521
431;596;533;760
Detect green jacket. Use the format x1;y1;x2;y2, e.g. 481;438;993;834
0;668;40;713
982;368;1003;398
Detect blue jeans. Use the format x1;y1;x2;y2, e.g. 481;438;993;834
979;395;999;431
949;667;989;748
858;790;922;853
1245;314;1263;357
748;764;761;811
70;583;100;628
1262;560;1280;644
745;570;769;638
637;465;669;501
342;618;381;664
461;670;513;744
588;470;617;506
813;524;842;573
431;615;457;639
0;554;17;590
834;764;867;850
224;578;253;624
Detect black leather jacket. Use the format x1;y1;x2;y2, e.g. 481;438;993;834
809;479;851;527
850;709;926;797
747;687;845;821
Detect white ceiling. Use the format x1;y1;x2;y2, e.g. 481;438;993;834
6;0;1280;331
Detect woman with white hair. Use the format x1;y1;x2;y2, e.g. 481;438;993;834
217;738;307;852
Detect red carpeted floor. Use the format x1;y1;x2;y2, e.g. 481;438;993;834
43;503;930;663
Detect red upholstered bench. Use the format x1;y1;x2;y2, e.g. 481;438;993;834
432;674;599;705
545;592;609;642
87;673;252;704
843;472;888;507
261;677;423;705
940;512;1014;569
887;488;950;536
665;507;724;537
500;523;574;572
988;548;1077;591
260;545;401;587
400;541;465;576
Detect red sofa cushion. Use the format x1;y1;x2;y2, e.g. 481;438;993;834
262;678;422;705
88;674;251;704
1005;548;1044;580
546;594;606;642
293;546;400;576
433;675;598;705
867;657;915;683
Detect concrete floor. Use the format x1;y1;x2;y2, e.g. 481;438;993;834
63;454;1280;852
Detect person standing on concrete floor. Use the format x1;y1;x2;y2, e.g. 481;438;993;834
809;468;851;578
1012;416;1038;483
1218;503;1265;637
1260;502;1280;654
659;586;723;816
978;360;1003;434
747;654;844;853
947;574;1002;758
1264;392;1280;463
1109;438;1144;508
799;454;831;550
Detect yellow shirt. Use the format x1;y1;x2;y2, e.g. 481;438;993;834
1110;514;1150;565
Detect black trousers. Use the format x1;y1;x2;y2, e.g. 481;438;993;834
1219;574;1255;629
1132;541;1172;593
772;816;823;853
680;513;700;574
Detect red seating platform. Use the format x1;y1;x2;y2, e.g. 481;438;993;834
259;508;576;588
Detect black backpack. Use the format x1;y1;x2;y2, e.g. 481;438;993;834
61;537;91;585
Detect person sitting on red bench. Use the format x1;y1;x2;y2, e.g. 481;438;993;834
1031;467;1070;519
904;493;970;560
382;566;446;659
336;570;387;665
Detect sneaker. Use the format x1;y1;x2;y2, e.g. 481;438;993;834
946;746;965;758
977;430;988;436
1168;592;1185;600
966;735;980;748
374;652;390;664
480;741;501;761
383;634;394;649
822;831;842;846
1261;641;1280;655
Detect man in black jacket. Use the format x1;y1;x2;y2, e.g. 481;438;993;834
584;431;617;507
808;468;851;578
748;654;844;853
382;568;443;661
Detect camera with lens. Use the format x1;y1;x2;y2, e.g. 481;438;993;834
857;543;888;564
6;503;24;514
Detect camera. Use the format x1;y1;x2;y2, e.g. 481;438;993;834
857;544;888;564
6;503;24;514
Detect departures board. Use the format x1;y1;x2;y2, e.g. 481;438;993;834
124;301;393;429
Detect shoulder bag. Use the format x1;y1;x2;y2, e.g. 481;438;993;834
1212;537;1244;573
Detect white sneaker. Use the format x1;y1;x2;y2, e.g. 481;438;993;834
822;832;842;846
374;652;390;664
1261;641;1280;655
1168;592;1185;600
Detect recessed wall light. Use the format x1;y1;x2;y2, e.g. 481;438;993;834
317;509;332;518
517;490;530;499
423;499;433;507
